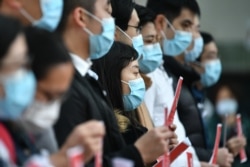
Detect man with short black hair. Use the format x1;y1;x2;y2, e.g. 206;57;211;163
147;0;234;166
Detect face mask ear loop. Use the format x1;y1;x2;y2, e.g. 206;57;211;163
121;80;129;85
19;8;35;23
165;18;176;32
161;19;176;40
116;26;133;42
82;9;103;36
82;9;102;23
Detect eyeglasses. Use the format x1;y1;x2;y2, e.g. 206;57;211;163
128;25;142;34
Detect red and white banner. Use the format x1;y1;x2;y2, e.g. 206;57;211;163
209;124;222;165
67;146;84;167
154;138;191;167
166;76;183;126
236;114;247;163
186;152;193;167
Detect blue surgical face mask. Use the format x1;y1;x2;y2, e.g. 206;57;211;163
117;27;144;58
122;78;145;111
161;19;192;56
19;0;63;31
139;43;163;74
185;36;204;62
201;59;222;87
0;70;36;120
216;99;238;116
83;10;115;60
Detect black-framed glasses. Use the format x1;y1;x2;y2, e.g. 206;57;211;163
128;25;142;34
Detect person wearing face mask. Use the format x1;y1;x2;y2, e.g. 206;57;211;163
189;32;222;122
54;0;177;166
0;17;106;166
93;42;147;145
135;5;209;167
0;0;63;31
93;42;177;166
19;27;75;153
207;85;249;167
0;14;36;166
110;0;155;130
184;15;204;63
147;0;234;166
190;31;248;166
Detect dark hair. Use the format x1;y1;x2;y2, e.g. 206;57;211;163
111;0;134;31
0;15;23;62
135;4;156;27
56;0;97;33
196;31;215;61
92;42;138;111
25;27;72;80
146;0;200;23
201;31;214;45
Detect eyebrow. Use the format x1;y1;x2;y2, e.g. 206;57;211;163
143;34;156;39
132;65;139;69
181;19;193;25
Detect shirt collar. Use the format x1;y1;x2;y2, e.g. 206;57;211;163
70;53;98;80
70;53;92;76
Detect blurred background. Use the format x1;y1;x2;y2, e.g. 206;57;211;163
135;0;250;113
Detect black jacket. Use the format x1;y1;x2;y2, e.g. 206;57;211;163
163;56;212;161
54;70;144;167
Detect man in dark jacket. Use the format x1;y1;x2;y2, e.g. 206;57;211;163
147;0;233;166
54;0;177;166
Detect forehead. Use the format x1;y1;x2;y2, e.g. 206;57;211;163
3;34;27;62
129;9;140;25
173;8;195;23
217;87;234;99
204;42;218;52
193;15;200;26
141;22;156;35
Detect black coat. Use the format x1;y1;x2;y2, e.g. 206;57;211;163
163;56;212;161
54;70;144;167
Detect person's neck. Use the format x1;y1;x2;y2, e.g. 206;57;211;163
194;81;203;90
62;26;89;60
174;53;185;64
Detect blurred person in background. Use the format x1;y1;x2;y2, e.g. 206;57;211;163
0;14;36;166
0;0;63;31
207;84;249;167
190;30;236;167
0;15;105;166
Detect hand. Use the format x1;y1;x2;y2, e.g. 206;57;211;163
216;148;234;167
51;120;105;166
226;136;247;156
134;126;176;164
168;124;178;150
200;161;218;167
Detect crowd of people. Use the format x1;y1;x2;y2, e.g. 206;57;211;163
0;0;249;166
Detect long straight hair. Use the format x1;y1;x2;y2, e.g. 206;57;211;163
93;41;138;111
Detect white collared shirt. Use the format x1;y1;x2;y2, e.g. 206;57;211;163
144;65;201;167
70;53;98;80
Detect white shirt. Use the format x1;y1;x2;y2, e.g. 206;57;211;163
70;53;98;80
144;65;201;167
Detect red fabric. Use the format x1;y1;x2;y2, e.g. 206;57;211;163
0;123;16;163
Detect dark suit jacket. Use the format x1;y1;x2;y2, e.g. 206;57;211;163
163;56;212;161
54;70;144;167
